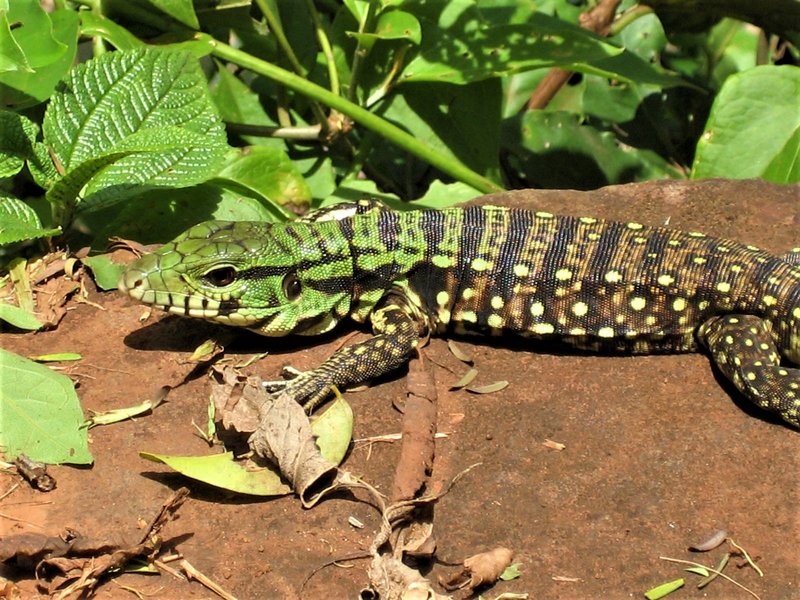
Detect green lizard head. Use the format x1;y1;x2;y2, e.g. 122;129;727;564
119;220;354;336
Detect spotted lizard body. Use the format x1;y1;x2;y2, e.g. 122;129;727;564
119;201;800;427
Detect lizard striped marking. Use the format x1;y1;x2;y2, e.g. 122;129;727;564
120;201;800;426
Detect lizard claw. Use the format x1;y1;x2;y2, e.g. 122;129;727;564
261;366;305;393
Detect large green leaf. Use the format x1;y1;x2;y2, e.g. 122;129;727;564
0;302;43;331
0;348;93;465
691;65;799;183
0;5;78;109
402;11;616;84
79;127;229;213
210;65;284;148
370;78;503;190
0;10;30;74
0;110;37;178
502;110;677;189
86;182;285;246
1;0;66;70
213;146;311;210
42;48;228;216
0;194;60;244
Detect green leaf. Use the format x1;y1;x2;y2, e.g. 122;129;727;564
87;182;284;247
30;353;82;362
0;110;37;178
146;0;199;30
401;13;624;85
371;78;502;186
0;348;93;465
78;12;145;51
684;566;710;576
79;127;229;214
323;177;400;208
502;110;676;189
0;194;61;244
0;302;42;330
101;0;199;34
644;578;684;600
295;155;336;201
46;149;140;225
0;6;79;109
413;180;482;208
139;395;353;496
692;65;800;183
213;146;311;210
82;254;125;291
43;47;228;215
309;393;354;466
2;0;66;70
348;10;421;48
0;10;31;74
499;562;522;581
140;451;292;496
210;64;283;148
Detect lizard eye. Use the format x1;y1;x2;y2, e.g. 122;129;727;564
203;266;237;287
282;271;302;301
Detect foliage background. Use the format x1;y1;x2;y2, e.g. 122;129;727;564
0;0;798;251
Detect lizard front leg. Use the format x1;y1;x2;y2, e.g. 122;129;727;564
264;304;422;412
698;315;800;427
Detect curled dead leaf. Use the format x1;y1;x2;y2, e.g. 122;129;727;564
542;438;566;451
688;529;728;552
364;555;451;600
246;384;339;507
440;547;514;592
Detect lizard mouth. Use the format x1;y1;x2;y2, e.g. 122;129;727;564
119;268;233;319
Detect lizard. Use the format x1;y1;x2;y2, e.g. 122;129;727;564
119;200;800;428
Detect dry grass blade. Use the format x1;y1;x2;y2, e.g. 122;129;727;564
659;556;760;600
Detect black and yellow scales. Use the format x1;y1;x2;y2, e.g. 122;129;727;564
119;200;800;428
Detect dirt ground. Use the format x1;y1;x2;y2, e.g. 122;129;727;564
2;180;799;599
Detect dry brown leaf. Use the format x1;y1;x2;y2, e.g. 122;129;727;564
0;532;119;569
542;439;566;451
365;555;451;600
440;547;514;592
465;380;509;394
246;382;338;507
447;339;473;364
0;577;22;599
688;529;728;552
396;519;436;559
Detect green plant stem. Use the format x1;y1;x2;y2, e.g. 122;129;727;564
226;123;322;140
304;0;340;96
347;2;377;102
253;0;306;77
205;36;503;195
608;4;653;37
252;0;329;135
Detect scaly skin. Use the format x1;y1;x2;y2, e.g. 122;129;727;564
120;200;800;426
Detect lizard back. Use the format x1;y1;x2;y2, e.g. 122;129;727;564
351;205;800;357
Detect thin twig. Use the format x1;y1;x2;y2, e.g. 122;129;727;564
729;538;764;577
659;556;761;600
0;482;20;502
181;559;238;600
